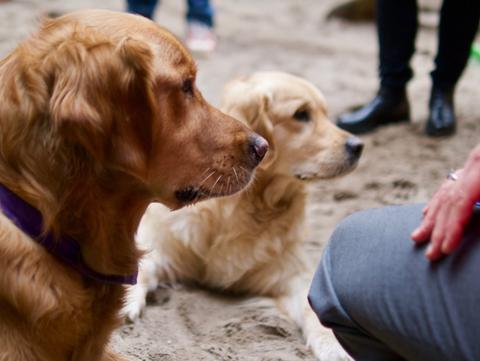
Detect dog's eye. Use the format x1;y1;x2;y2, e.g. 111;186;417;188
181;79;194;96
293;109;311;122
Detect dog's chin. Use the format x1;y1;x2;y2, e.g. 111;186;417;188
173;173;254;209
294;161;360;182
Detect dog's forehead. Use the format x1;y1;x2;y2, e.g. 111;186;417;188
150;35;196;77
58;10;196;79
263;76;327;112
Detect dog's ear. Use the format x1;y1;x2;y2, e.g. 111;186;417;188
49;33;155;173
221;81;276;169
49;35;116;161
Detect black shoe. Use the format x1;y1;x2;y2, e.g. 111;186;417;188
337;87;410;134
425;88;456;137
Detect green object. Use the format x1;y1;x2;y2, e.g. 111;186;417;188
471;43;480;63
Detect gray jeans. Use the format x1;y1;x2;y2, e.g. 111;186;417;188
308;204;480;361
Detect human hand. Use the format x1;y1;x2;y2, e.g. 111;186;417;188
411;145;480;260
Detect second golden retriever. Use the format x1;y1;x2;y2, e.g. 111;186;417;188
125;72;362;360
0;10;265;361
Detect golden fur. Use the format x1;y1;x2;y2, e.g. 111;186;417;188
0;10;262;361
125;72;362;360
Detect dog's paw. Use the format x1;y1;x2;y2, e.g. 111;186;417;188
123;285;147;322
308;332;352;361
123;301;144;323
103;348;130;361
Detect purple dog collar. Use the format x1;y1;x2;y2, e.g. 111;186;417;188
0;184;137;285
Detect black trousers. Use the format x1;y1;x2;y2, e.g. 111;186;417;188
378;0;480;91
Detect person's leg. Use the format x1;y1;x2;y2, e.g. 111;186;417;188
336;0;417;134
377;0;418;90
185;0;216;52
186;0;214;27
126;0;159;19
309;204;480;361
426;0;480;136
432;0;480;91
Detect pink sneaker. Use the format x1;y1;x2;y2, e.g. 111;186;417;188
185;21;216;53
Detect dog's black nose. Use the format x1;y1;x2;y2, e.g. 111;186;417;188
249;135;269;166
345;137;364;159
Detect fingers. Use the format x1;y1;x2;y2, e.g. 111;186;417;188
425;205;449;260
441;202;473;254
411;193;443;244
410;153;480;261
411;217;433;243
422;205;429;216
423;195;474;260
411;179;471;260
441;222;465;255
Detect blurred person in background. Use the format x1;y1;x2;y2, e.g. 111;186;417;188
336;0;480;137
127;0;216;53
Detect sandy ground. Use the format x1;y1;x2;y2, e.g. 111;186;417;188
1;1;480;360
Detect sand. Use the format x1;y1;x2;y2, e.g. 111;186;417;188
1;0;479;360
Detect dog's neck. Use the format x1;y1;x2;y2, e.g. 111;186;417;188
234;169;308;222
58;180;149;277
1;176;148;278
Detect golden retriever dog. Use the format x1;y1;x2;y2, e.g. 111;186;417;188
125;72;363;360
0;10;266;361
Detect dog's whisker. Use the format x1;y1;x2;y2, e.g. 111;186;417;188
199;167;211;177
238;166;251;184
210;175;223;197
198;170;216;188
239;166;249;176
226;176;231;195
232;167;239;184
